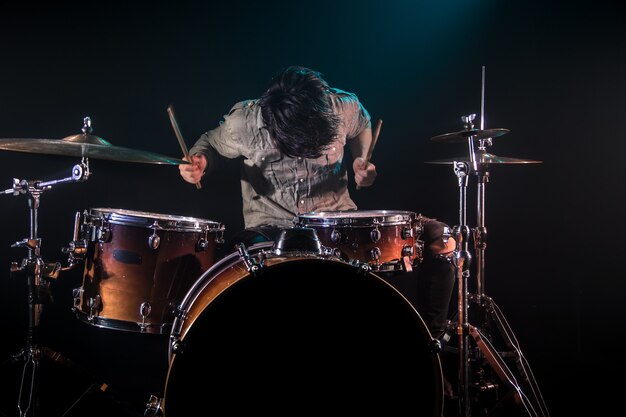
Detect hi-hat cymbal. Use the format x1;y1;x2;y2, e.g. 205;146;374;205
425;152;542;165
430;128;510;143
0;134;188;165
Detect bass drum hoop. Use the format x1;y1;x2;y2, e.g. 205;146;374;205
162;242;443;416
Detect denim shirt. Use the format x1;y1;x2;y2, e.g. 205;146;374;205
189;88;371;229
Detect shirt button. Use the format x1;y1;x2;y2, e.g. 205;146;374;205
300;200;304;205
299;178;304;183
332;146;336;151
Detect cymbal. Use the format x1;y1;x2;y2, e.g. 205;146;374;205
425;152;542;165
0;134;188;165
430;128;510;143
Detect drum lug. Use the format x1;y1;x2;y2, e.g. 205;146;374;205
370;227;381;243
98;227;111;243
196;238;209;252
443;225;452;242
321;246;341;259
415;215;425;236
351;261;372;275
330;228;341;243
148;231;160;250
401;226;413;239
415;240;425;263
93;217;111;243
401;244;414;257
171;338;185;355
140;302;152;330
72;287;83;311
370;247;381;261
236;243;265;276
429;338;442;353
173;305;188;321
86;295;101;320
214;227;225;244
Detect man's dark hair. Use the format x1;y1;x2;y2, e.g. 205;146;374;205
259;66;341;159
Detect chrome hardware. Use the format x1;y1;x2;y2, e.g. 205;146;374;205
148;231;160;250
370;227;381;243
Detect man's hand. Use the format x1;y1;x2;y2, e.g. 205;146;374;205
353;157;377;188
179;153;207;185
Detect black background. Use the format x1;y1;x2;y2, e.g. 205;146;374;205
0;1;624;416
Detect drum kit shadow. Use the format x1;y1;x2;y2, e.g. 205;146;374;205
0;99;550;417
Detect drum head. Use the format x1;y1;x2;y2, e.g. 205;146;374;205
163;255;443;415
296;209;418;226
87;207;224;232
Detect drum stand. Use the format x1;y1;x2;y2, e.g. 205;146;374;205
1;160;92;417
446;115;550;417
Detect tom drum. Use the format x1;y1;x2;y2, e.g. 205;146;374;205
71;208;225;334
295;209;425;272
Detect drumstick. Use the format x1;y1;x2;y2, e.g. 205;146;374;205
356;118;382;190
167;104;201;190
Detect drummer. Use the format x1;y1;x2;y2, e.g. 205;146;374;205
178;65;455;339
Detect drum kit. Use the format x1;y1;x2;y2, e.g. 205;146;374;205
0;97;549;417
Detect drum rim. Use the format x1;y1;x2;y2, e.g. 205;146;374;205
296;209;418;226
87;207;225;232
169;242;275;344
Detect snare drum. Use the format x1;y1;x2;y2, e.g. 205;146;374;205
295;210;424;271
71;208;225;334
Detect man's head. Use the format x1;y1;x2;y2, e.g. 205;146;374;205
259;66;340;159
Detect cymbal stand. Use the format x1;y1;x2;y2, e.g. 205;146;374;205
447;113;549;417
2;159;90;417
468;138;550;417
451;157;472;417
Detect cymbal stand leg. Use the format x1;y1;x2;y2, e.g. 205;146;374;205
452;160;472;417
471;296;551;417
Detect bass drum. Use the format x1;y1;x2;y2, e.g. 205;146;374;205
162;243;443;416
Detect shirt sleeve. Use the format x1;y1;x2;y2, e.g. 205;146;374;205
331;89;372;139
188;102;248;159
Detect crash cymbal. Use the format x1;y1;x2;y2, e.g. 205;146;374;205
425;152;542;165
430;128;510;143
0;134;188;165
